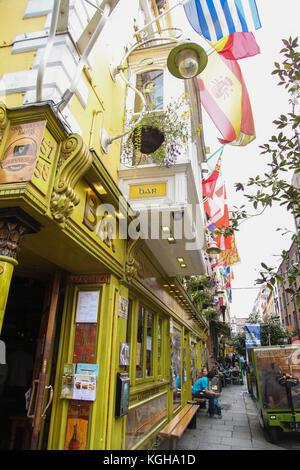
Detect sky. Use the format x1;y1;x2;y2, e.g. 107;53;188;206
172;0;299;318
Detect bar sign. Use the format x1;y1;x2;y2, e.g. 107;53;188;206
129;182;166;199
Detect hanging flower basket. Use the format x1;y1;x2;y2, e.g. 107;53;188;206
130;125;165;154
121;94;195;168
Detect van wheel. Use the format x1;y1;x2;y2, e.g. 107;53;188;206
258;410;265;429
266;426;280;445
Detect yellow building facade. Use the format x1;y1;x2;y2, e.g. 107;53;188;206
0;0;209;450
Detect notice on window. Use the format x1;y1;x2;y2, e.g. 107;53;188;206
61;363;99;401
118;295;129;319
73;363;99;401
75;290;100;323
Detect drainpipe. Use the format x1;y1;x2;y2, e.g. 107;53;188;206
36;0;62;102
58;2;111;111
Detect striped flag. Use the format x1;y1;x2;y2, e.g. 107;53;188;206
183;0;262;43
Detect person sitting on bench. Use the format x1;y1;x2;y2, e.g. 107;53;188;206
192;367;222;419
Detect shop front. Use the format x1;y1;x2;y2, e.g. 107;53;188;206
0;103;207;451
120;246;208;450
0;102;128;450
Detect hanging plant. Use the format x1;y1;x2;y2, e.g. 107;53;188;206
121;94;193;168
186;276;217;311
202;307;219;322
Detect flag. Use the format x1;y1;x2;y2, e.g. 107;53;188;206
204;179;226;224
209;32;260;60
208;183;232;250
202;146;224;198
214;232;241;266
244;324;261;351
197;51;255;146
183;0;262;43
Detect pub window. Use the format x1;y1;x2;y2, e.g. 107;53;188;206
146;311;153;377
171;325;182;410
134;69;164;113
157;317;163;376
135;305;163;380
136;305;145;379
126;299;133;344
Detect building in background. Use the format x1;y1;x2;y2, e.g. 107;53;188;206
251;285;269;321
276;239;300;343
292;171;300;233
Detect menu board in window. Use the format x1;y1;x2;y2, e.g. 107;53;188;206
75;290;100;323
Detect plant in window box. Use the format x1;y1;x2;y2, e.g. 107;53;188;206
121;94;194;168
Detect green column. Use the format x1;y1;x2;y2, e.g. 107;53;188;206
0;208;41;336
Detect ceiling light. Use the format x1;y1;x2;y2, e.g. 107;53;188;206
93;184;107;194
162;226;170;232
177;257;184;263
180;263;187;268
167;237;176;243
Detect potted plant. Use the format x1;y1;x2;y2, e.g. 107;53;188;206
121;94;194;168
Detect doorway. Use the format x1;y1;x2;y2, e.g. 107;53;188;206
0;273;62;450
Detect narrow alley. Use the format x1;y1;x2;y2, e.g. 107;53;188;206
157;381;300;451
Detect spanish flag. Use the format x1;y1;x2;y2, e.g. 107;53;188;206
197;52;255;146
209;32;260;60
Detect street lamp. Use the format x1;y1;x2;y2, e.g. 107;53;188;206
206;240;222;256
167;41;208;79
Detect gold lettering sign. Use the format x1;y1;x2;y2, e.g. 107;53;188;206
82;189;116;253
31;127;57;195
129;183;166;199
0;121;46;183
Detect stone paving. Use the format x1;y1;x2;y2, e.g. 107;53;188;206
157;379;300;451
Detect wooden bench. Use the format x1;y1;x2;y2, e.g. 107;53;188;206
159;404;199;449
188;397;206;408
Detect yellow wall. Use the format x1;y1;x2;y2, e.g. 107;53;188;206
0;0;128;184
0;0;46;87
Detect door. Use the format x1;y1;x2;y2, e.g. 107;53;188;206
27;271;61;450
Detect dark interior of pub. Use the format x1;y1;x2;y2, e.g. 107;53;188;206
0;276;45;450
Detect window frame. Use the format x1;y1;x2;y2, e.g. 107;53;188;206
132;302;166;383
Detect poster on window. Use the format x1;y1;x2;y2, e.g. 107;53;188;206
256;347;300;410
118;295;129;319
120;342;130;366
75;290;100;323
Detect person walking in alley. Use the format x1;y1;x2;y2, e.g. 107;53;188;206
192;367;222;418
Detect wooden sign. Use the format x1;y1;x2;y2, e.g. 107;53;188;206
67;274;110;284
0;121;46;183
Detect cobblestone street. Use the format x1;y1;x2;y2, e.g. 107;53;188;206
158;381;300;451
